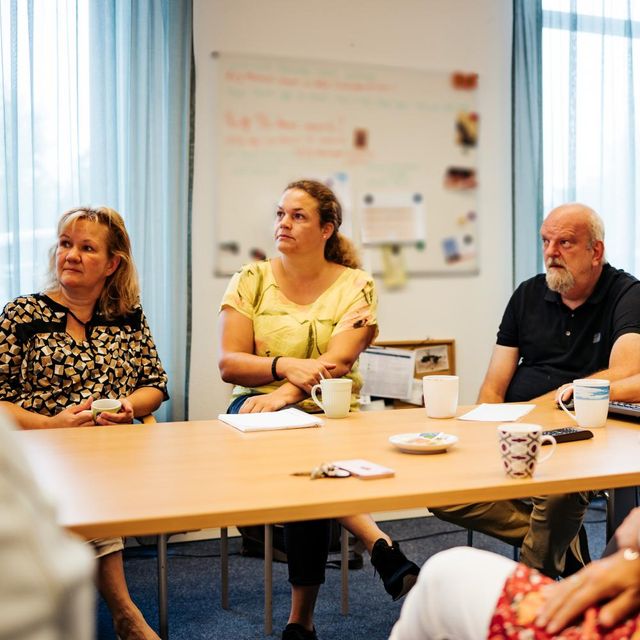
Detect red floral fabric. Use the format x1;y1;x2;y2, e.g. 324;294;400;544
488;564;640;639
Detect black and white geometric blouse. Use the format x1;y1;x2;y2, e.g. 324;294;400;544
0;294;169;416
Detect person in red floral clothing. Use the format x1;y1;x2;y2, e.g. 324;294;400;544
389;508;640;639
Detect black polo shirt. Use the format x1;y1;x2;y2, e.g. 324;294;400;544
497;264;640;402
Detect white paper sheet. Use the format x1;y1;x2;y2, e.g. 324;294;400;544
458;403;536;422
218;408;323;432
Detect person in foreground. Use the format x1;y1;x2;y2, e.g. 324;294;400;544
431;203;640;579
218;179;419;640
0;206;168;640
0;408;95;640
389;506;640;639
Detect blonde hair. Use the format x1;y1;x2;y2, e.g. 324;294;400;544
285;179;361;269
46;206;140;319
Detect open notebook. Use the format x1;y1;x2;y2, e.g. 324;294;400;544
218;407;324;432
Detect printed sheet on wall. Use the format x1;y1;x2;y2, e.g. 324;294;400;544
213;52;479;278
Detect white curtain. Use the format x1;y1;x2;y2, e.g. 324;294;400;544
0;0;90;295
0;0;192;420
542;0;640;274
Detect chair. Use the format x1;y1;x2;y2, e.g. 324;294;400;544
466;528;519;561
220;524;351;635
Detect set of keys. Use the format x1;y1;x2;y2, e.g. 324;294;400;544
291;462;351;479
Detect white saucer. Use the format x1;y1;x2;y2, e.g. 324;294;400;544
389;432;459;454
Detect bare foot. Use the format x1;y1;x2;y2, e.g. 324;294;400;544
114;607;160;640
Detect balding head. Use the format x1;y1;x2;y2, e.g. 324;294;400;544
541;203;606;307
545;203;605;249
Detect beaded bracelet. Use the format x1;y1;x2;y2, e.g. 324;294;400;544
271;356;284;381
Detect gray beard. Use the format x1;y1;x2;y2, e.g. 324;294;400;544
546;268;575;294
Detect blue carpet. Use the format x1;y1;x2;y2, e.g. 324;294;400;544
97;501;607;639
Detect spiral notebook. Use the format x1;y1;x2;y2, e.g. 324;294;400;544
218;408;324;432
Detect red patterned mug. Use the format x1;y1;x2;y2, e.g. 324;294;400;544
497;423;556;479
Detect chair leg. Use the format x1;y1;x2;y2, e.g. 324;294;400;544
157;533;169;640
469;526;519;561
609;487;639;536
264;524;273;636
605;490;616;541
341;526;349;615
220;527;229;609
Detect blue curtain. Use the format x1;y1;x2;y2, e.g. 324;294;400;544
87;1;193;421
512;0;544;285
0;0;193;421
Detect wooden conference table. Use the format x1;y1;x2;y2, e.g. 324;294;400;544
17;403;640;637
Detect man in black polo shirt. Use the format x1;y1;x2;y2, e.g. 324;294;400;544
432;203;640;578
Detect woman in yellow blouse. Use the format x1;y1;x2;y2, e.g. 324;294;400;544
219;180;418;640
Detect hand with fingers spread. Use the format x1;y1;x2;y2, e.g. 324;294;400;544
535;549;640;634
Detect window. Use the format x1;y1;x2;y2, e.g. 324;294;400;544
0;0;91;301
542;0;640;273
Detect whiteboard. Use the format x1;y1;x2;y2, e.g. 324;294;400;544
213;52;479;276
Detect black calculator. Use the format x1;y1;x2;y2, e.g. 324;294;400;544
542;427;594;444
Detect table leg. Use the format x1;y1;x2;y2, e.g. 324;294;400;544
264;524;273;635
157;534;169;640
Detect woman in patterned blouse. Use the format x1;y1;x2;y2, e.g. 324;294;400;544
219;180;419;640
0;206;168;640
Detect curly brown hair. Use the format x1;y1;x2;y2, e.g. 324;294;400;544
285;179;361;269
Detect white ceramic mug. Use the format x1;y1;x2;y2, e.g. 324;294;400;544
422;375;459;418
497;423;557;479
559;378;610;428
91;398;122;422
311;378;352;418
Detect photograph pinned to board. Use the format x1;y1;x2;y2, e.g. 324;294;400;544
415;345;450;374
451;71;478;90
442;233;476;264
441;209;477;264
455;111;479;149
444;166;477;190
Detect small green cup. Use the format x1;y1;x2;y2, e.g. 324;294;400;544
91;398;122;422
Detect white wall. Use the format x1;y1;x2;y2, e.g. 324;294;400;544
190;0;514;419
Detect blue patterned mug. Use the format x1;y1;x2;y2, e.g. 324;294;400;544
559;378;610;428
